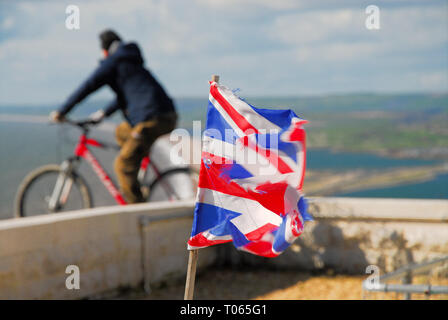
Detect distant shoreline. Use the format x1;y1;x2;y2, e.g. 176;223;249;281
304;163;448;197
308;146;448;161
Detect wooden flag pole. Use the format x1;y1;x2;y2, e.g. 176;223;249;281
184;74;220;300
184;249;198;300
211;74;220;83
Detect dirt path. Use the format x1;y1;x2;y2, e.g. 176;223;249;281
139;269;447;300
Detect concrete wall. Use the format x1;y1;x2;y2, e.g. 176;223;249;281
224;197;448;274
0;197;447;299
0;200;216;299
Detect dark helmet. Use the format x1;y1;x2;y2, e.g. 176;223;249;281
99;29;122;51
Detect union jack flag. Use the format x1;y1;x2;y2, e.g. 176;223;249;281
187;80;311;257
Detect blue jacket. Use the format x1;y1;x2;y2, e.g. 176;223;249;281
59;42;176;126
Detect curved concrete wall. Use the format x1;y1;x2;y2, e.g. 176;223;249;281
0;197;446;299
0;200;215;299
224;197;448;274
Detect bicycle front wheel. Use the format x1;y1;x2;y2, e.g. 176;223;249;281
14;164;92;218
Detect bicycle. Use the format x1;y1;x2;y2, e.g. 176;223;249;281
14;118;197;218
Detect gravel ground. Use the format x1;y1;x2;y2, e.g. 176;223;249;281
136;269;447;300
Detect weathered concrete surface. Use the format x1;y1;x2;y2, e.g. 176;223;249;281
0;197;446;299
222;197;448;274
0;200;216;299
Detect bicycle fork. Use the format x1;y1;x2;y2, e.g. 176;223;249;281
48;160;75;212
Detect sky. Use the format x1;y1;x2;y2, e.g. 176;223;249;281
0;0;447;106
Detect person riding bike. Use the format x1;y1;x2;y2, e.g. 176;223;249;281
50;29;177;203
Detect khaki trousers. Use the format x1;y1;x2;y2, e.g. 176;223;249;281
114;114;177;203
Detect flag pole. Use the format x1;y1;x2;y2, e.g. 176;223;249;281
184;249;198;300
184;74;220;300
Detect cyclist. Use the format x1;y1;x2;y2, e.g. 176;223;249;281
50;29;177;203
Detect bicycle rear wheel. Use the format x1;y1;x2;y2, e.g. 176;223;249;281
14;164;92;218
146;168;198;202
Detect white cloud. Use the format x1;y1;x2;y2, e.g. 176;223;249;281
1;16;14;30
271;9;363;45
419;72;448;90
268;5;447;64
195;0;302;11
0;1;447;105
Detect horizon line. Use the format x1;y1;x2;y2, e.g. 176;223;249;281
1;90;447;108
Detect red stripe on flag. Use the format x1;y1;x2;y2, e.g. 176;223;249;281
283;124;307;190
198;160;252;200
198;160;287;215
210;84;258;134
250;182;287;215
299;138;306;190
202;151;234;166
245;223;278;241
240;136;293;174
243;241;279;258
188;233;232;248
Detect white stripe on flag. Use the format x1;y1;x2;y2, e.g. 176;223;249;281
202;138;304;189
202;230;232;242
216;85;282;132
202;136;279;176
209;94;245;137
245;134;301;175
197;187;283;235
231;171;302;191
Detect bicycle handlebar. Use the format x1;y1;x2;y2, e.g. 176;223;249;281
58;118;99;129
54;117;119;149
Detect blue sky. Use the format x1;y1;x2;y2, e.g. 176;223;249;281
0;0;447;105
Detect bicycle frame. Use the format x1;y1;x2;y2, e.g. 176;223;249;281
73;133;128;205
48;120;174;210
71;130;169;205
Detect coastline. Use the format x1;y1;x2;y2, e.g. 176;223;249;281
304;163;448;197
308;146;448;161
